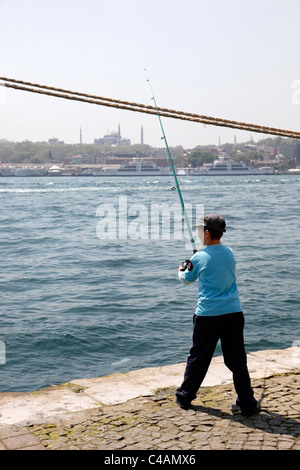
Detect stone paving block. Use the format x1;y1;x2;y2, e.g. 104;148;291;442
0;425;26;439
2;431;43;450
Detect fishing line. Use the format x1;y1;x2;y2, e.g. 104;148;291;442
145;70;197;254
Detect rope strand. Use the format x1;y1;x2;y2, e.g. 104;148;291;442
1;76;300;140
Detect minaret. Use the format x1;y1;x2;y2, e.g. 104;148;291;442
80;127;82;144
141;125;144;145
118;124;121;145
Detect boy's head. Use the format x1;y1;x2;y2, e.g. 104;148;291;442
195;214;226;242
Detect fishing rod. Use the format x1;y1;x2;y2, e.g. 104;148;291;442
145;70;197;254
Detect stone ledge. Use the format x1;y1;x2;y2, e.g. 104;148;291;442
0;347;299;427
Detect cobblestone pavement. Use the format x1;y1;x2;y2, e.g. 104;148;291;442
1;372;300;450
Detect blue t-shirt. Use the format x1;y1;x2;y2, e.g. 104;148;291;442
180;244;242;316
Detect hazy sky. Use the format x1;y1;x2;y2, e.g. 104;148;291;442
1;0;300;148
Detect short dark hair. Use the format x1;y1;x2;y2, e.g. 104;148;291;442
204;226;224;240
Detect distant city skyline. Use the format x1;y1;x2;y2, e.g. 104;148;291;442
0;125;285;149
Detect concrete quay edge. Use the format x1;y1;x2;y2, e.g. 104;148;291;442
0;347;299;428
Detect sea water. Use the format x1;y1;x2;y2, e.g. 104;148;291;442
0;175;299;392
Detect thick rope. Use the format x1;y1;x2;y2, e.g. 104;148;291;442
1;76;300;139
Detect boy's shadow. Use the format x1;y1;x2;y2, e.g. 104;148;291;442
192;403;300;438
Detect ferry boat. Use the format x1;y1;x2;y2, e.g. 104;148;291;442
0;166;48;176
183;155;273;176
93;159;172;176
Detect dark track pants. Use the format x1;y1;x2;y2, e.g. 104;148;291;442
176;312;257;410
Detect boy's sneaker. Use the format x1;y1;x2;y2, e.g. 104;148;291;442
240;403;261;417
176;395;191;410
236;397;260;417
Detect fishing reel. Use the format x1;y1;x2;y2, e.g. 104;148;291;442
180;259;193;271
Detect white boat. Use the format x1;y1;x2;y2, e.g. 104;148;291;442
287;168;300;174
93;159;172;176
185;156;273;176
0;166;47;176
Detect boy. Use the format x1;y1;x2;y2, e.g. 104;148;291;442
176;214;260;417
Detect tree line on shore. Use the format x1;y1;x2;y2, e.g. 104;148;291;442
0;136;298;169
